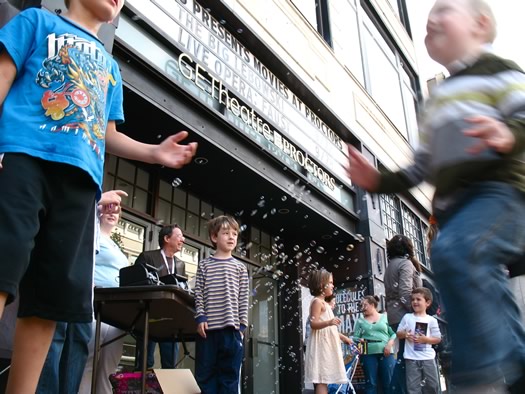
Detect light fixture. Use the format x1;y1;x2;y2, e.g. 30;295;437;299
278;208;289;214
194;157;208;165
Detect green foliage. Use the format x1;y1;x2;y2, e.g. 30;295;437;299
110;231;125;252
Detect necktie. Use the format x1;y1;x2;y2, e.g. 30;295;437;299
166;256;174;274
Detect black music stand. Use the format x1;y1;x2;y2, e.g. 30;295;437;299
175;336;196;367
92;285;196;394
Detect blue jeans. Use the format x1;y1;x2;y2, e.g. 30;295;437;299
135;339;179;370
195;328;243;394
432;182;525;387
36;322;92;394
361;353;396;394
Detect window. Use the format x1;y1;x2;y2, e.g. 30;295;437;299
329;0;364;84
248;227;274;265
361;9;419;142
379;194;402;241
386;0;400;17
380;194;430;268
103;155;152;214
401;66;420;147
291;0;332;46
401;203;427;266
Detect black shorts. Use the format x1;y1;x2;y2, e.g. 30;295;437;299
0;153;97;322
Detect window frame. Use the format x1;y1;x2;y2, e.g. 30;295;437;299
359;0;422;146
379;193;430;268
290;0;333;47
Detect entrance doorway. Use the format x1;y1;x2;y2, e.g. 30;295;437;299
247;272;280;393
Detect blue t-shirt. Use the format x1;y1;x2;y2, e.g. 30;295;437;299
95;235;128;288
0;8;124;193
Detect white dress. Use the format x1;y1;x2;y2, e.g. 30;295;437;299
304;299;347;384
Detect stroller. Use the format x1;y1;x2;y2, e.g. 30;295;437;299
328;343;361;394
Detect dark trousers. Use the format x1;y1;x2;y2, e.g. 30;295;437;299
195;328;243;394
36;322;92;394
0;358;9;393
390;323;408;394
135;340;178;370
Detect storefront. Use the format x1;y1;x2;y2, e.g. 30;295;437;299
103;0;366;391
3;0;438;392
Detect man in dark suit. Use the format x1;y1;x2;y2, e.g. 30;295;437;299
135;224;186;370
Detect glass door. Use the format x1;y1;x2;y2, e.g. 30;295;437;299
246;272;280;394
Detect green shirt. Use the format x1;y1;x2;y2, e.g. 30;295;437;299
352;314;396;355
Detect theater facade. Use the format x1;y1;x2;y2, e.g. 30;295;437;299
9;0;443;391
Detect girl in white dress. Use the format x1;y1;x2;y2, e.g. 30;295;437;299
305;269;352;394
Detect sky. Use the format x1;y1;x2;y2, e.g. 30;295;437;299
406;0;525;84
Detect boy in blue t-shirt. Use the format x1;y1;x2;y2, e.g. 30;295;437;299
0;1;197;392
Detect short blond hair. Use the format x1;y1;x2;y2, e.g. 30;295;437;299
468;0;497;43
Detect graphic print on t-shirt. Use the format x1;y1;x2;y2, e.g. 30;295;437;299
414;321;428;351
36;33;116;158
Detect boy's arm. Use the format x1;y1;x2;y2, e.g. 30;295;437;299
238;266;249;332
194;261;207;338
464;69;525;156
0;50;16;108
463;115;519;155
105;121;197;169
0;51;16;170
428;317;442;344
346;144;431;194
396;315;409;339
414;317;441;345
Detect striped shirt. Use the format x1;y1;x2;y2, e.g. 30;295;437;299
194;256;249;331
379;52;525;215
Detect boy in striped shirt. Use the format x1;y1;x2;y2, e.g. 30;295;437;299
194;215;249;393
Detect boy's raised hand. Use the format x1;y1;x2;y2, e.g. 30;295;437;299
154;131;198;169
345;145;380;192
463;115;516;154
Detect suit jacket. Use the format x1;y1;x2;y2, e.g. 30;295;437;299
135;249;185;278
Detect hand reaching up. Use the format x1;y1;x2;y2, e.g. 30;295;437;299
345;145;380;192
98;190;128;214
154;131;198;169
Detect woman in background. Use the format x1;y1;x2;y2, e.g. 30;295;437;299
353;295;396;394
384;234;422;394
79;209;129;393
